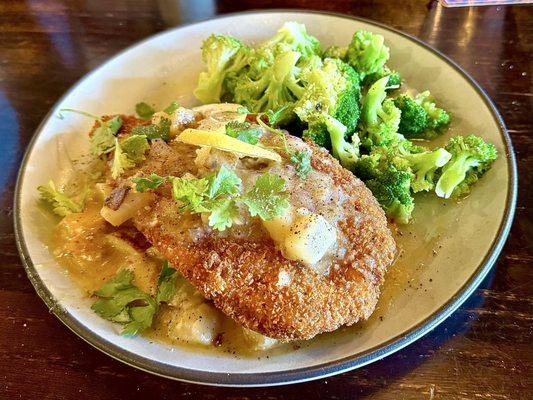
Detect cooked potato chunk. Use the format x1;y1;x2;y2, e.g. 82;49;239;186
100;191;154;226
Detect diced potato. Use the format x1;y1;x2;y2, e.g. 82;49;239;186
283;210;337;265
167;302;221;346
241;328;279;351
100;192;154;226
262;206;293;241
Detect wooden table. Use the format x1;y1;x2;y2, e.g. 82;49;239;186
1;1;531;398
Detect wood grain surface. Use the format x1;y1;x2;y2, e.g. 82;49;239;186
0;1;531;399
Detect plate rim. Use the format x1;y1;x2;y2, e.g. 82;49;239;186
13;9;518;387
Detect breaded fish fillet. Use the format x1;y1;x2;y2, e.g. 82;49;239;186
129;130;396;341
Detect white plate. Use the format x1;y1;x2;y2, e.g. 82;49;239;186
14;11;517;386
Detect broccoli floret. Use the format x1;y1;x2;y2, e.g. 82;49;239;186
435;135;497;199
403;148;452;192
360;76;403;148
194;34;250;104
362;67;401;88
346;30;390;79
323;115;360;170
302;121;331;148
366;165;414;224
394;94;428;138
323;45;347;60
295;58;361;137
262;22;322;64
395;91;451;139
233;50;304;122
418;91;451;133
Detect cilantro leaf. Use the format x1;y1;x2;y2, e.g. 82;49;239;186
111;138;135;179
242;173;289;221
163;101;180;114
38;180;87;217
208;198;240;231
206;165;242;199
91;269;157;336
131;118;171;141
120;135;149;163
225;121;262;145
290;150;312;179
132;173;165;192
37;182;85;216
236;106;249;114
265;105;291;126
170;176;210;212
135;102;155;119
156;261;177;303
60;109;122;156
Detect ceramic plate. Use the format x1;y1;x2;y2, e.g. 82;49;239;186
14;11;517;386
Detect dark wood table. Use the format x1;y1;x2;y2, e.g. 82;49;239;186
1;1;531;398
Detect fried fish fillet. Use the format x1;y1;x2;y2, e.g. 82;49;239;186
127;128;396;341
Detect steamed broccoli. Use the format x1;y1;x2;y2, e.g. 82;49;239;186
362;67;401;88
323;45;347;60
366;165;414;224
435;135;497;199
323;115;360;170
403;148;452;192
360;75;403;148
194;34;250;104
295;58;361;140
346;30;390;79
262;21;322;63
233;50;304;122
394;91;451;139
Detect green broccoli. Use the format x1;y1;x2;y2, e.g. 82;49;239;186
346;30;390;79
233;50;304;122
262;21;322;63
394;91;451;139
323;45;347;60
435;135;497;199
194;34;250;104
362;66;401;88
366;165;414;224
360;75;403;148
295;58;361;143
403;148;452;192
323;115;360;170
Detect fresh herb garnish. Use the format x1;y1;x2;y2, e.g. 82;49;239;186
111;139;135;179
120;135;150;163
131;118;171;141
257;110;313;179
236;106;250;114
290;150;312;179
135;102;156;119
242;173;289;220
92;262;179;336
163;101;180;115
38;180;87;217
207;198;240;231
225;121;262;145
59;109;122;156
132;173;165;192
156;261;178;303
91;269;158;336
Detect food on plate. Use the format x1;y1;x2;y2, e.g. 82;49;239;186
38;22;497;352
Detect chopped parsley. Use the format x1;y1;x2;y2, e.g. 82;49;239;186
208;198;240;231
92;262;179;336
120;135;150;163
170;176;211;213
206;165;242;198
156;261;178;303
132;173;165;192
225;121;262;145
111;139;135;179
135;102;155;119
135;101;180;120
59;109;122;156
37;180;87;217
131;118;171;141
256;109;313;179
242;173;289;220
